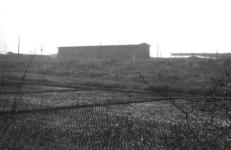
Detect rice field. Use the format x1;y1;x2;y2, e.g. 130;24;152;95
0;84;230;149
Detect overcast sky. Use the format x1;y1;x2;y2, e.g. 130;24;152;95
0;0;231;57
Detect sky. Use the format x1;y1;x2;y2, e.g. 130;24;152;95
0;0;231;57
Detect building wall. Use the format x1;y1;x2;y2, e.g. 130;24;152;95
58;43;150;60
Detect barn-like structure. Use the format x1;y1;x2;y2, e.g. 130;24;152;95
58;43;150;60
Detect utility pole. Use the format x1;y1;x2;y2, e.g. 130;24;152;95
157;42;159;58
34;45;36;55
41;43;43;55
18;36;20;54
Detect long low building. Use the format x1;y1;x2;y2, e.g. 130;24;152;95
171;52;231;59
58;43;150;60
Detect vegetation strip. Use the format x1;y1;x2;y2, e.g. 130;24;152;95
2;79;155;93
0;96;230;115
2;79;204;97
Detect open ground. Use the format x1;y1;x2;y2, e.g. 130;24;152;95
0;55;231;149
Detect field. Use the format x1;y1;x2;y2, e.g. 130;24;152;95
0;55;231;149
1;54;231;95
1;84;230;149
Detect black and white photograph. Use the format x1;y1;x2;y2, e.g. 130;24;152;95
0;0;231;149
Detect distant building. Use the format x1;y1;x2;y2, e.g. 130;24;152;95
171;52;231;59
58;43;150;60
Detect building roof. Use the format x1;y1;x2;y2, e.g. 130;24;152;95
58;43;150;48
